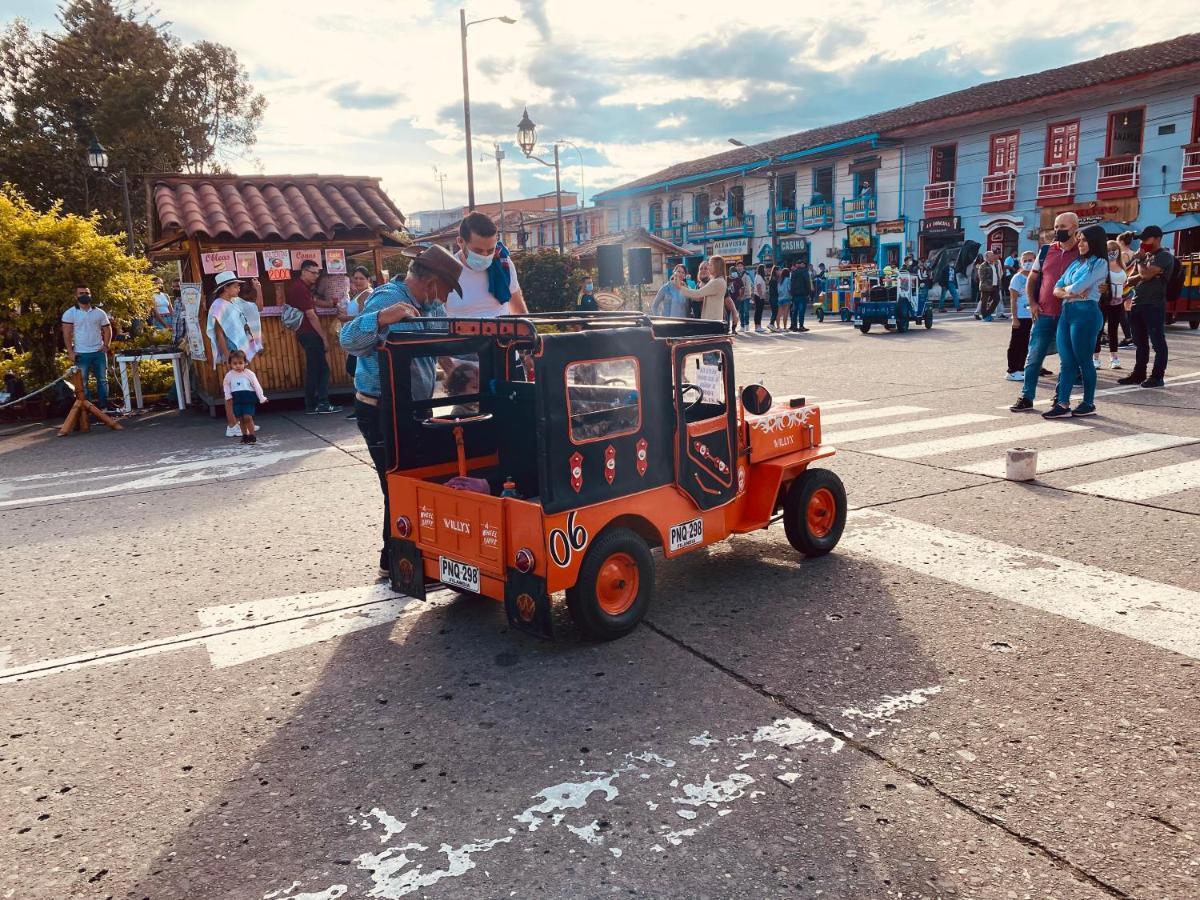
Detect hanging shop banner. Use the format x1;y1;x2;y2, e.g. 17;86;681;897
290;248;322;270
180;283;205;361
779;237;808;254
1039;198;1139;229
234;251;259;279
919;216;961;233
1170;191;1200;214
201;251;236;275
262;249;292;281
876;219;905;235
711;238;749;258
324;248;347;274
847;225;873;248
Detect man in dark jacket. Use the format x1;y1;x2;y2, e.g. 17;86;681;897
789;261;813;332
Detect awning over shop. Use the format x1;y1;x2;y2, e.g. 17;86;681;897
1163;213;1200;233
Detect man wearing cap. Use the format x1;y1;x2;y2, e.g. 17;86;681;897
1118;225;1172;388
340;244;464;576
205;271;263;435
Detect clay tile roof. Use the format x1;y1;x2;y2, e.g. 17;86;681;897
151;174;406;242
568;227;688;259
596;31;1200;198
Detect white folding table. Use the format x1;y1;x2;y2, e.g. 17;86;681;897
114;351;192;412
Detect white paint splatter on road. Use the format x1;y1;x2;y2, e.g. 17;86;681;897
842;686;943;724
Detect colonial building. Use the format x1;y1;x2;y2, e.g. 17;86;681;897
593;33;1200;274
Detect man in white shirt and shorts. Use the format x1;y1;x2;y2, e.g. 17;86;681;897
446;212;529;318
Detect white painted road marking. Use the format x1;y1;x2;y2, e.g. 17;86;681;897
956;432;1198;478
820;405;929;426
826;413;1000;445
1070;458;1200;501
871;421;1090;460
844;510;1200;660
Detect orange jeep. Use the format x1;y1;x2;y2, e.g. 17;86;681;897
381;311;846;640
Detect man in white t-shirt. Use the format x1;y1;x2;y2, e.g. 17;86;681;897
445;212;529;318
61;284;115;410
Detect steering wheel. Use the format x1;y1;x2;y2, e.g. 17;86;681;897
679;382;704;411
421;412;494;430
603;377;628;386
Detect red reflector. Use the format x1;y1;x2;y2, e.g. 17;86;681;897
515;548;535;573
395;516;412;538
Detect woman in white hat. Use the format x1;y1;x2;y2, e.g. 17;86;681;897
205;270;263;436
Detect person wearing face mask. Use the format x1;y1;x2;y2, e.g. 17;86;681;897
577;279;599;312
339;245;464;577
1004;251;1037;380
1010;212;1080;412
61;284;116;412
446;212;528;319
1118;225;1173;387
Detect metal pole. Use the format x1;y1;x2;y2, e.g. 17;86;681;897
767;168;777;265
496;144;505;243
120;169;135;255
554;144;564;254
459;9;476;210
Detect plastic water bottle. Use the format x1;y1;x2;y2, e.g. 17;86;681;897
500;477;521;499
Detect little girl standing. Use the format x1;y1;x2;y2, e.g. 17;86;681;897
222;349;267;444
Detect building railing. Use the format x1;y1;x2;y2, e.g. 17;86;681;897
800;202;833;229
841;196;877;223
923;181;955;214
1096;154;1141;193
1037;163;1076;202
685;214;754;241
1183;144;1200;186
770;208;797;232
981;172;1015;209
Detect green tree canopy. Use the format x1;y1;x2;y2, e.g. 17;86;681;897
0;0;265;248
0;184;153;382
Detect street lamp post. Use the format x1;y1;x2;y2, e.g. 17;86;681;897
729;138;778;266
459;9;516;211
517;107;565;254
87;137;135;256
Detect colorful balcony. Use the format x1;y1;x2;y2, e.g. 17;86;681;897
1037;163;1076;204
652;224;687;244
981;172;1015;212
769;208;797;232
842;196;877;224
923;181;955;215
1183;144;1200;189
685;214;754;241
1096;154;1141;196
800;202;833;229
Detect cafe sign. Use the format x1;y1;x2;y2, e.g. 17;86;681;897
710;238;749;258
876;218;905;235
1039;198;1138;228
1170;191;1200;214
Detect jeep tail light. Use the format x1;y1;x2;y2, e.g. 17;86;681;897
395;515;412;538
515;548;535;573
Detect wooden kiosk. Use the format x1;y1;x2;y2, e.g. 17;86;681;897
146;174;408;412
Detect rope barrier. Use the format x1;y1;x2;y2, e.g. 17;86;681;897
0;366;78;409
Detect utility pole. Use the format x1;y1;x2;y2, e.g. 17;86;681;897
459;9;475;210
494;143;506;242
433;166;447;209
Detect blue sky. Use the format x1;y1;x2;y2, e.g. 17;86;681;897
2;1;1195;214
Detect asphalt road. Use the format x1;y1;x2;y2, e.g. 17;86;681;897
2;311;1198;900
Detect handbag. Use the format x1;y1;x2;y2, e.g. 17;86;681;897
280;303;304;331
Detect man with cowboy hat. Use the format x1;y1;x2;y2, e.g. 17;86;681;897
205;270;263;436
339;244;464;576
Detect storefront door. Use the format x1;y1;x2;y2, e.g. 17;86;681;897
987;226;1018;261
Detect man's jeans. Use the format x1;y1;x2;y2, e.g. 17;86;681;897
1130;302;1168;379
75;350;109;407
1021;315;1059;401
355;398;389;551
738;298;751;329
941;278;961;311
792;296;807;329
297;331;330;410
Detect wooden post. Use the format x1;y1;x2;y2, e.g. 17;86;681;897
59;368;121;436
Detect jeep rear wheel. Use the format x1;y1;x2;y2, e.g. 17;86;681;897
783;468;847;557
566;528;654;641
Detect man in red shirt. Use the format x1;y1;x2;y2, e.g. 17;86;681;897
1009;212;1079;412
289;259;341;414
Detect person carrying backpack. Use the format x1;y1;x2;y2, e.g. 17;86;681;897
1118;225;1173;388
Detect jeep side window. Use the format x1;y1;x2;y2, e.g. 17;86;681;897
566;357;641;443
682;351;727;422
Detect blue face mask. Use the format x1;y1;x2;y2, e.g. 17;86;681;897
585;283;594;291
464;249;493;272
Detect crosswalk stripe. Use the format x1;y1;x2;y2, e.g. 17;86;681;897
956;432;1198;477
820;405;929;426
845;510;1200;660
871;421;1091;460
1071;458;1200;501
826;413;1000;445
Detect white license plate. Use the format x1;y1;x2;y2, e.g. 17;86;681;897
439;556;480;593
669;518;704;552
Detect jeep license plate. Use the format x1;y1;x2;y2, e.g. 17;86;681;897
439;556;480;593
669;518;704;552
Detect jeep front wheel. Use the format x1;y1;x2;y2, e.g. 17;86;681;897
783;468;847;557
566;528;654;641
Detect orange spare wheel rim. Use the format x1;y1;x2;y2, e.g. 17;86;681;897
596;552;639;616
807;487;836;539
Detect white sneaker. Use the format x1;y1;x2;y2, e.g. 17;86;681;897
1005;372;1024;381
1092;356;1100;369
755;327;766;334
225;424;241;438
1110;357;1122;369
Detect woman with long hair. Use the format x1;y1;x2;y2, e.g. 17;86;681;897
679;256;729;322
1093;240;1129;370
775;267;792;333
1044;224;1109;418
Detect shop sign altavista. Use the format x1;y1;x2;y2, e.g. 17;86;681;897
711;238;749;257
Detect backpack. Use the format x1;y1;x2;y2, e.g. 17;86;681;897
728;274;744;301
1165;253;1185;304
280;303;305;331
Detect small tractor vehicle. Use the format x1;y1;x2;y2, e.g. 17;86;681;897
854;273;934;333
380;311;847;641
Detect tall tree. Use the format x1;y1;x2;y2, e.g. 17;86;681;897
0;0;265;247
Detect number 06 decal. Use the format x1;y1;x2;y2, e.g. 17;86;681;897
549;511;589;568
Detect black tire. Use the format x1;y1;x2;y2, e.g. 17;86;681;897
896;300;912;333
859;322;871;334
924;307;934;329
565;527;654;641
840;307;852;322
782;468;847;557
1190;319;1199;330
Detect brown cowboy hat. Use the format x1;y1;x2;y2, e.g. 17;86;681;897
401;244;463;296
